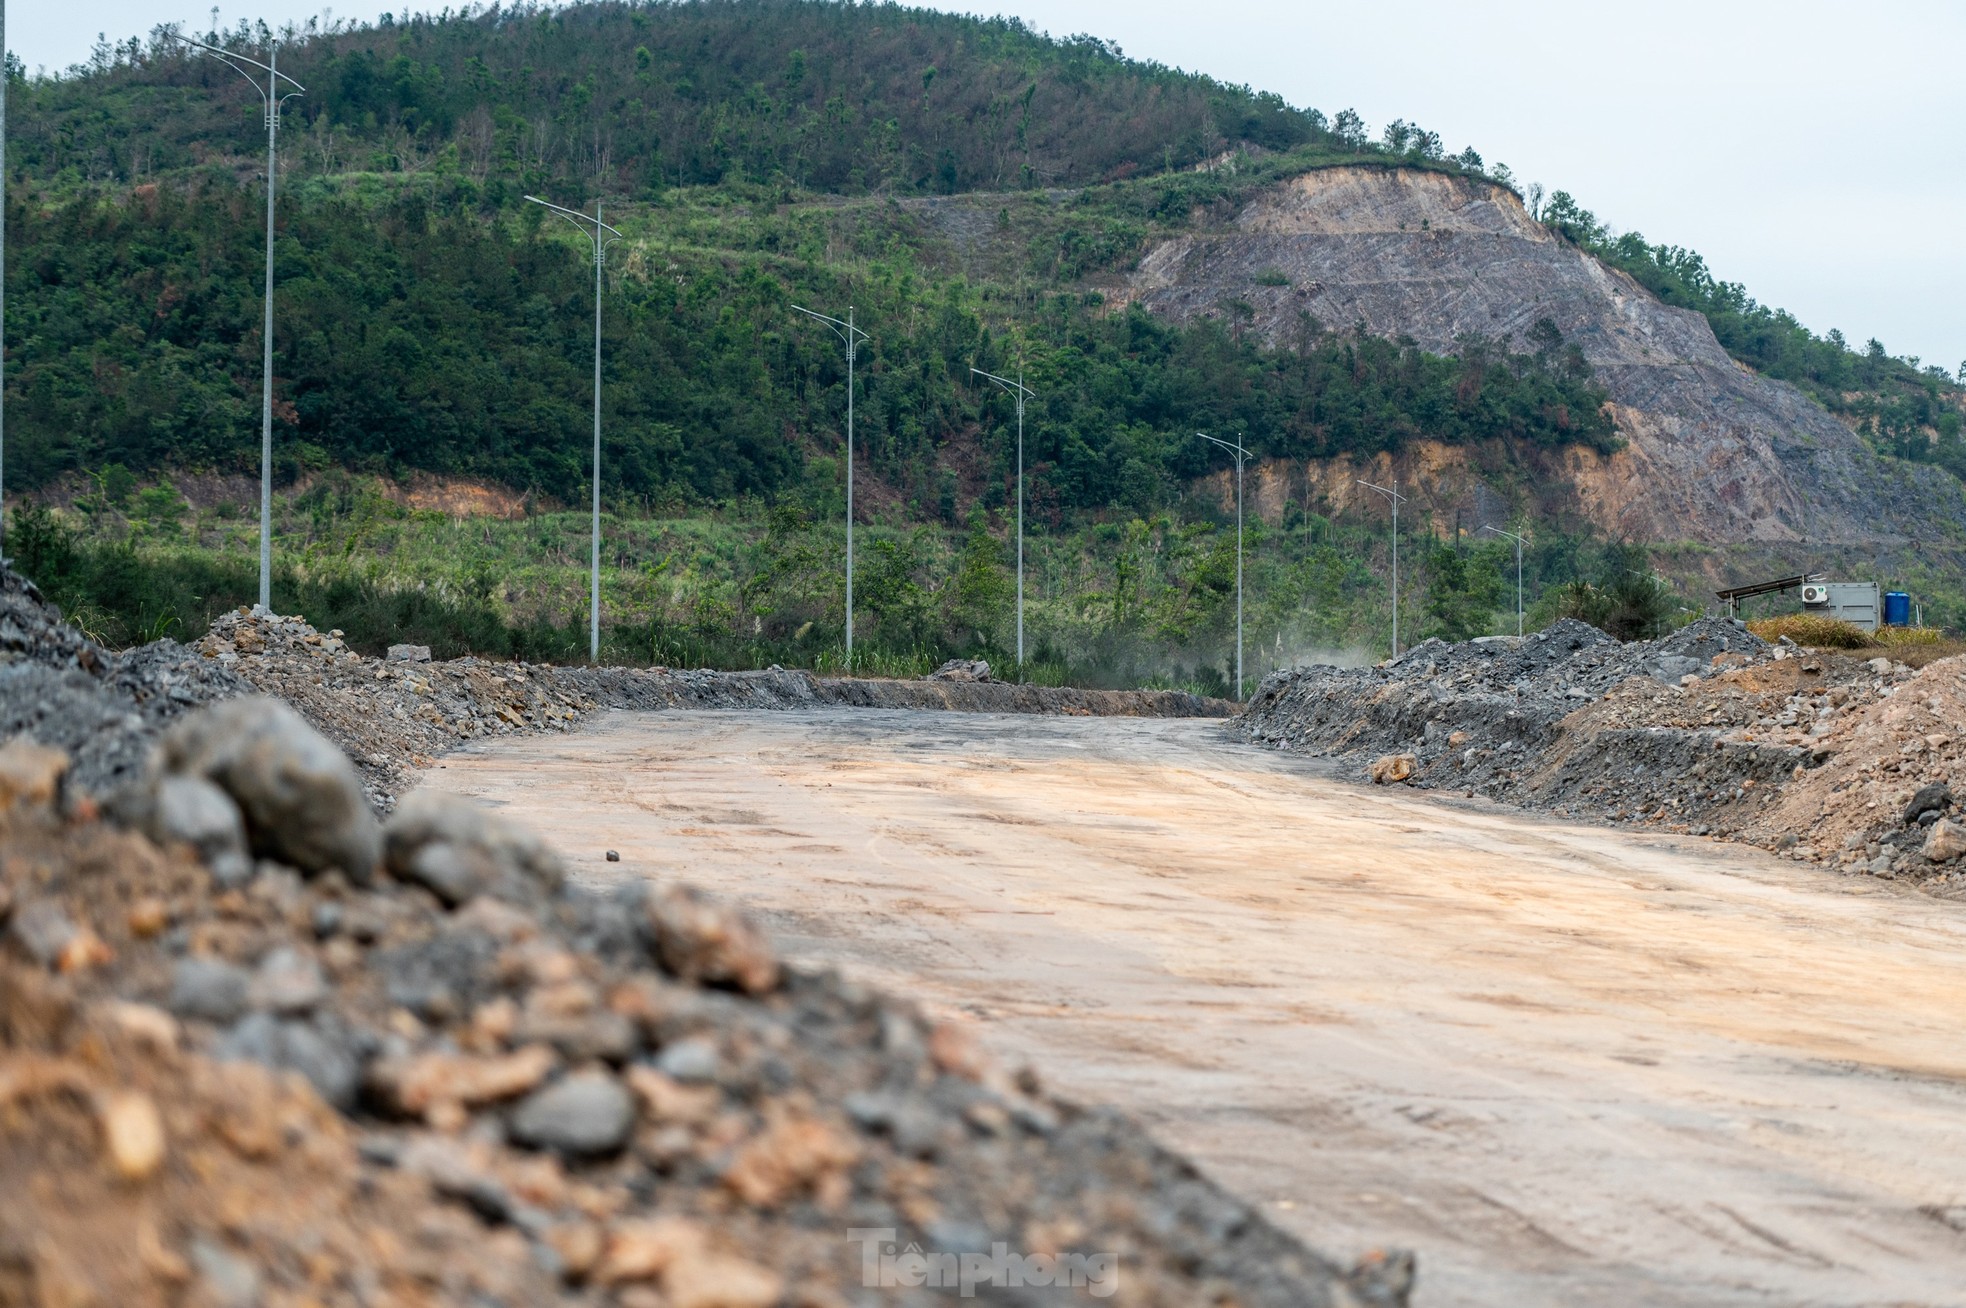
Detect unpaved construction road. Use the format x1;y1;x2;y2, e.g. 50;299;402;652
425;709;1966;1307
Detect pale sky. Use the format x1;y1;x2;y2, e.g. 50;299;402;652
16;0;1965;377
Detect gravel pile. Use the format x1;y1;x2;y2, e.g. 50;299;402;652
1240;618;1966;894
0;717;1410;1308
2;574;1406;1306
197;608;1229;811
1239;618;1776;805
0;566;240;801
1757;654;1966;887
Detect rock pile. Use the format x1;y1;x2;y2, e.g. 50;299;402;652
0;713;1410;1307
196;607;1231;810
0;565;240;800
1757;655;1966;884
925;658;993;683
196;607;612;812
1242;617;1966;896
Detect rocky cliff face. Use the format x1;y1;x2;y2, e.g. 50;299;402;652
1129;166;1965;548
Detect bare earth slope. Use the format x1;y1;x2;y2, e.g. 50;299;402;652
1130;165;1965;546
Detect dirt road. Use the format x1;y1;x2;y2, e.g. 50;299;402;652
423;709;1966;1306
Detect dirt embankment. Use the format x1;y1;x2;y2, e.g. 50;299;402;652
0;564;1404;1306
1241;619;1966;896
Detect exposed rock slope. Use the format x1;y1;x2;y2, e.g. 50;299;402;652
1132;165;1965;547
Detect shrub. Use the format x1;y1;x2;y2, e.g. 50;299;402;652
1871;625;1945;647
1746;614;1872;648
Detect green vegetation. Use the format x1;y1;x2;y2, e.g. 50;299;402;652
5;0;1958;682
15;472;1687;691
6;172;1614;515
1538;190;1965;478
26;0;1345;199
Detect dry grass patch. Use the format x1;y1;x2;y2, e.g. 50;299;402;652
1747;614;1873;648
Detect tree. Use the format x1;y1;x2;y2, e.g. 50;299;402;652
1526;182;1545;220
1455;147;1483;171
1540;190;1606;245
944;510;1013;649
1550;543;1677;640
1381;119;1413;154
1422;539;1501;642
1332;108;1366;151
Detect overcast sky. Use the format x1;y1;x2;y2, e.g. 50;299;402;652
16;0;1965;376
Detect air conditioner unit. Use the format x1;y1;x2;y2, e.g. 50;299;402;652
1801;584;1830;606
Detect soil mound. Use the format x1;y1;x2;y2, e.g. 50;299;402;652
194;606;1231;811
1241;621;1966;895
0;566;240;801
1;570;1407;1306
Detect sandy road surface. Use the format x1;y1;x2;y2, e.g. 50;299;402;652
424;709;1966;1306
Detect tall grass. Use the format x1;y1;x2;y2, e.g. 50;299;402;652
1746;614;1874;649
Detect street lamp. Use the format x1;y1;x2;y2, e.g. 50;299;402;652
971;365;1034;670
525;194;622;664
1358;478;1406;656
1481;524;1527;637
169;32;304;610
791;304;869;664
0;0;8;560
1197;432;1249;698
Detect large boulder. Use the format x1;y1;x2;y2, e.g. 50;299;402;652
382;790;565;907
156;696;380;882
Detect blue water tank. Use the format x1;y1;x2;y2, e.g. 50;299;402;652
1883;591;1911;627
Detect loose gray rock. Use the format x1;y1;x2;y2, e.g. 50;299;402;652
386;644;433;663
654;1036;721;1085
251;946;327;1015
214;1012;361;1109
170;957;253;1024
402;841;489;907
384;790;564;907
148;774;252;885
927;658;993;683
189;1238;262;1308
1904;782;1953;826
7;901;79;967
158;696;380;883
509;1072;635;1157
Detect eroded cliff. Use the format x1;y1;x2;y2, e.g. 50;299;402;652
1129;166;1964;548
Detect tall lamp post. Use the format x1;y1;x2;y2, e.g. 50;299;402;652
526;194;621;663
1359;478;1406;656
791;304;869;664
0;0;7;561
1481;524;1527;636
1198;432;1249;698
170;32;303;610
970;365;1034;670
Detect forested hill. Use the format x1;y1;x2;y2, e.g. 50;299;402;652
24;0;1335;196
7;0;1958;518
6;0;1620;514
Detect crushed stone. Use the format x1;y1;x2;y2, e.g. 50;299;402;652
195;605;1231;811
1241;619;1966;896
0;723;1409;1308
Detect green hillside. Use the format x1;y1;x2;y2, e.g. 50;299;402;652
5;0;1961;677
7;0;1614;514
